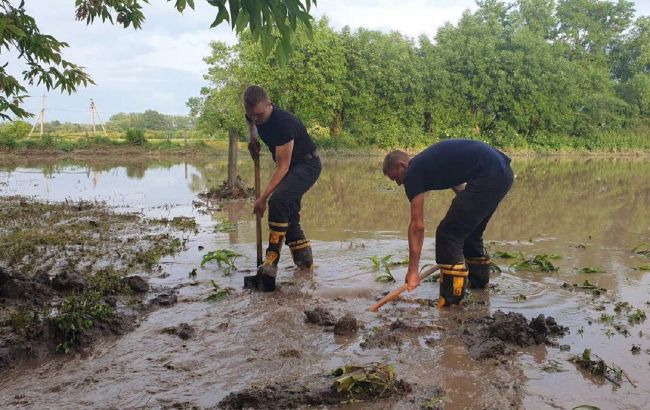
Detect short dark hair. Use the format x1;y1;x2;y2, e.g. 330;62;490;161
382;150;410;174
243;85;269;108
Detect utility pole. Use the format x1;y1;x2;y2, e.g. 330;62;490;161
90;99;107;136
90;99;96;135
29;94;46;137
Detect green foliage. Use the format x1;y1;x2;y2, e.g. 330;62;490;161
87;268;129;295
200;248;241;275
192;2;650;151
628;308;646;324
632;243;650;256
492;251;523;259
4;306;50;334
124;128;147;145
1;1;315;120
368;255;395;283
53;291;113;353
204;279;234;302
510;254;560;272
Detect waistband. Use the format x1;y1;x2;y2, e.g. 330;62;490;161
292;149;319;163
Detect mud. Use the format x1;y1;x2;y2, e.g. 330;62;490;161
161;323;195;340
304;306;336;326
217;363;411;409
361;319;443;350
200;176;254;200
333;312;358;335
459;311;567;360
0;197;188;371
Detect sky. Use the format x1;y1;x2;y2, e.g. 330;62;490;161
7;0;650;124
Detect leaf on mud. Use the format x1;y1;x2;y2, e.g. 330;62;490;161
577;267;604;274
572;406;601;410
631;243;650;256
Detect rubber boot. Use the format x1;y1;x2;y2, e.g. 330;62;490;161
466;255;490;289
288;239;313;271
255;227;286;292
438;263;468;307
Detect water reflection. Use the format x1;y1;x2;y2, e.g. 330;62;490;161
1;154;648;294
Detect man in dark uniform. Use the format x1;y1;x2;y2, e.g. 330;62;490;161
243;85;321;291
382;139;513;307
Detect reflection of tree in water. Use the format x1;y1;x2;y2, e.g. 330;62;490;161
125;163;146;179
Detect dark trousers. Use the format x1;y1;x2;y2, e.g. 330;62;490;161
435;165;513;265
267;157;321;248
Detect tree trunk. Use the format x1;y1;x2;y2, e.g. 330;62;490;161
227;128;239;189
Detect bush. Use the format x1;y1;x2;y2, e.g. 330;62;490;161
125;128;147;145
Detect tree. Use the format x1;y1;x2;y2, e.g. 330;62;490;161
1;0;317;120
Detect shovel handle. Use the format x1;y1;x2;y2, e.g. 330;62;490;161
368;264;440;312
254;155;263;267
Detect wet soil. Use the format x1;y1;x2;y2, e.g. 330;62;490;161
200;176;254;200
0;155;648;409
217;363;411;409
0;197;188;370
458;311;567;360
361;319;445;350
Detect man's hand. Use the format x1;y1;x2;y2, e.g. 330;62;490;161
248;138;261;159
405;268;421;292
253;197;267;217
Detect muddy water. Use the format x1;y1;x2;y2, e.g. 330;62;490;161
0;154;649;409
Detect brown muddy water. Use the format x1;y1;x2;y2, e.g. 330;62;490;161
0;154;649;409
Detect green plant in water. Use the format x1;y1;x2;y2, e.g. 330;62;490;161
368;255;395;283
599;313;613;322
614;301;631;314
492;251;523;259
53;291;113;353
513;294;527;302
200;249;241;275
577;267;605;274
205;280;234;302
632;265;650;271
628;308;646;324
510;254;559;272
214;220;237;233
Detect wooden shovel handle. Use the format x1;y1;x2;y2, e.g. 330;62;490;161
254;156;263;267
368;264;440;312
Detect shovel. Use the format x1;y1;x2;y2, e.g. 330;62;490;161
244;153;272;290
368;264;440;312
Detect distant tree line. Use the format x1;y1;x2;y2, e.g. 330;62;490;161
189;0;650;150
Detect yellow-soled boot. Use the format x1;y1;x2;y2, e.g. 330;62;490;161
438;263;468;307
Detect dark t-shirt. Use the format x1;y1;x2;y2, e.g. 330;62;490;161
246;105;317;162
403;139;512;201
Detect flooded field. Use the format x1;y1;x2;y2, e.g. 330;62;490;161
0;153;649;409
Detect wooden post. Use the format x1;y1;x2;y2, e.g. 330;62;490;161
227;128;238;189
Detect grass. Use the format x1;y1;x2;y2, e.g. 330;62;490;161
53;291;113;353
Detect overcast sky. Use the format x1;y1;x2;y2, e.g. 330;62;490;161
9;0;650;123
